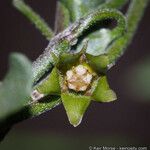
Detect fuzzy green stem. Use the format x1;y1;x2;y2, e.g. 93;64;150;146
59;0;128;23
32;9;126;84
13;0;54;40
108;0;149;64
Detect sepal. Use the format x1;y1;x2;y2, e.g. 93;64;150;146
86;53;109;74
92;76;117;102
37;67;61;95
61;93;91;127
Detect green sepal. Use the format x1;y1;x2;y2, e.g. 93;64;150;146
86;53;109;74
61;93;91;127
37;67;61;95
57;52;82;73
57;39;89;73
92;76;117;102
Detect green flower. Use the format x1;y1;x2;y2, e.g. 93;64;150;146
29;7;128;127
32;42;116;127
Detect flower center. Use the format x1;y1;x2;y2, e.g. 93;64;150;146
66;65;93;92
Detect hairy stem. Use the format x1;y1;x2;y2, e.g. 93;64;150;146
13;0;54;40
32;8;126;84
108;0;149;63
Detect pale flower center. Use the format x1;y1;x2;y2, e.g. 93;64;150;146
66;65;93;92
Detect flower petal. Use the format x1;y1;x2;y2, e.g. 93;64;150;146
92;76;117;102
61;93;91;127
86;54;109;74
37;67;61;95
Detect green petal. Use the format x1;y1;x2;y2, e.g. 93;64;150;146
57;52;82;73
92;76;117;102
86;53;109;74
61;93;91;127
37;67;61;95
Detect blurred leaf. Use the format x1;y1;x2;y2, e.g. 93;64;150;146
92;76;117;102
61;93;91;127
0;53;32;121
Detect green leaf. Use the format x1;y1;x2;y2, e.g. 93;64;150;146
0;53;32;121
85;29;113;56
37;67;61;95
61;93;91;127
92;76;117;102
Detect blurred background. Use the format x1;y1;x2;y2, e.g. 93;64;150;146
0;0;150;149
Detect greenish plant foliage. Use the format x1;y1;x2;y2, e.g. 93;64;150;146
0;53;32;121
0;0;149;140
92;76;116;102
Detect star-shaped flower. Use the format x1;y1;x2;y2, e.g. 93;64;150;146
32;41;117;127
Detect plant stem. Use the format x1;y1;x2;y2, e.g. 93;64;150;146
32;8;126;84
108;0;149;63
13;0;54;40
